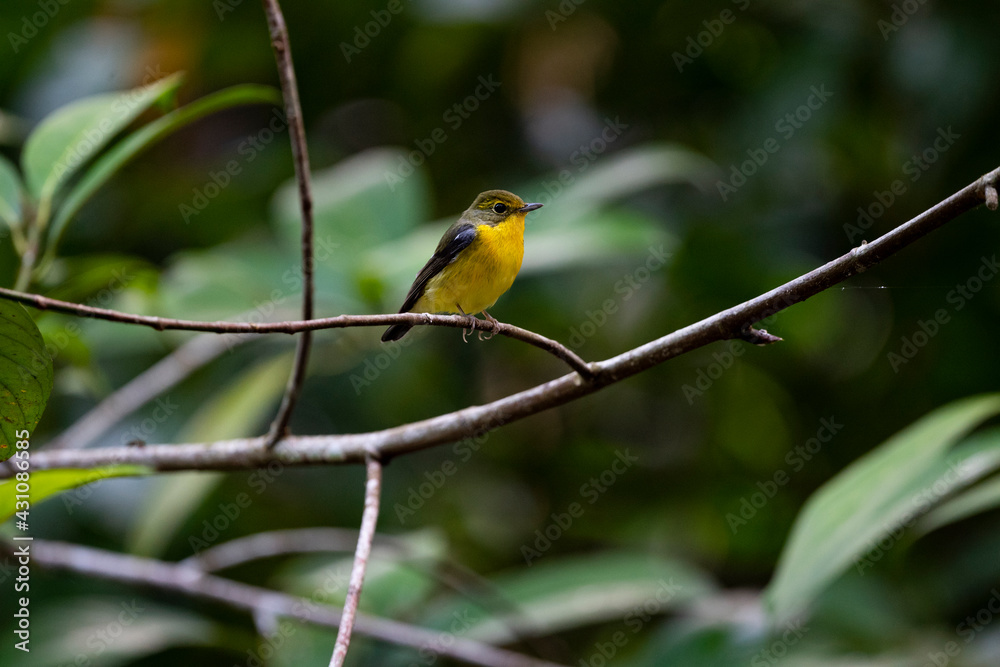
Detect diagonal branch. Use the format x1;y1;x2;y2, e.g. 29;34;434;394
330;456;383;666
11;165;1000;476
14;539;566;667
260;0;316;446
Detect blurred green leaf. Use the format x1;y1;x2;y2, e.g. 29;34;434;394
631;623;756;667
128;352;293;556
0;465;150;522
921;475;1000;533
0;153;22;228
42;254;155;304
269;622;338;667
0;301;53;461
0;598;218;667
765;395;1000;623
272;147;430;290
21;72;183;208
47;84;281;258
159;236;305;321
548;144;717;211
457;552;713;643
919;429;1000;533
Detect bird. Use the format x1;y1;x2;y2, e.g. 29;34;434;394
381;189;542;342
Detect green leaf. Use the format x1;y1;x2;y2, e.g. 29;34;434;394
765;394;1000;623
0;154;22;228
47;84;280;257
920;474;1000;534
0;465;151;522
128;353;294;557
271;147;431;272
5;599;218;667
0;301;53;461
437;551;713;643
21;73;183;208
918;429;1000;533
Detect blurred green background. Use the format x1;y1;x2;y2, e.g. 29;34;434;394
2;0;1000;665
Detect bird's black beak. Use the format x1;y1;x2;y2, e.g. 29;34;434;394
519;203;543;213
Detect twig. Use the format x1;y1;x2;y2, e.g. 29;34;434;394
45;333;239;450
330;456;383;666
0;290;593;376
17;539;566;667
260;0;316;447
10;166;1000;476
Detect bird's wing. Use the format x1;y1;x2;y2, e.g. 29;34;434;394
398;223;478;313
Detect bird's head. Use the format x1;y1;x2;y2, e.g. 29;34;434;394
465;190;543;225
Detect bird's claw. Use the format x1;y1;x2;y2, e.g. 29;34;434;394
462;316;475;343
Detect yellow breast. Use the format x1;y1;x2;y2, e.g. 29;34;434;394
415;214;525;315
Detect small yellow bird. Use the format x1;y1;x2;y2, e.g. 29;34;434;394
381;190;542;342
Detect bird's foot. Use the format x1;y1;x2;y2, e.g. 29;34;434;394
478;311;498;341
462;318;475;343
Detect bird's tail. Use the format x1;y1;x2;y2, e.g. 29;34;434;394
381;323;412;342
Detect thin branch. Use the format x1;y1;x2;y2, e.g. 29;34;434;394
45;332;238;450
0;290;593;376
330;456;383;666
12;165;1000;476
16;539;566;667
260;0;316;446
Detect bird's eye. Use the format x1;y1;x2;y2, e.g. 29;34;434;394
492;202;507;214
